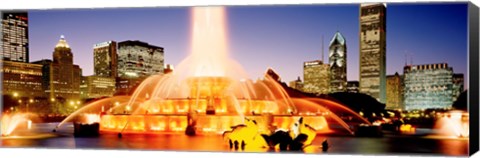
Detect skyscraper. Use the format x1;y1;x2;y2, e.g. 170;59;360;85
116;40;164;95
386;72;404;110
1;12;29;62
35;36;82;101
403;63;454;110
117;40;164;78
329;31;347;93
303;60;329;95
359;3;387;103
94;41;117;78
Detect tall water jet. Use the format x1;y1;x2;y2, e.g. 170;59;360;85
1;113;31;136
434;110;469;138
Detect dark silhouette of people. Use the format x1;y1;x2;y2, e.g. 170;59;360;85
234;140;239;150
322;139;329;152
241;140;246;150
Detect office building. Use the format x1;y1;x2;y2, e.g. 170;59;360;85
33;36;82;101
386;72;403;110
80;76;116;99
359;3;387;103
329;31;347;93
303;60;329;94
403;63;454;110
1;12;29;62
115;77;147;95
452;73;464;102
1;60;44;98
117;40;164;78
289;76;304;91
347;81;359;93
94;41;117;78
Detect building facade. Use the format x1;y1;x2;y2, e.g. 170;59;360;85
36;36;82;101
115;77;147;95
303;60;329;95
1;12;29;62
94;41;117;78
403;63;454;110
359;3;387;103
80;76;116;99
386;72;404;110
452;73;464;102
289;76;304;91
347;81;359;93
329;31;347;93
117;40;164;78
1;60;44;98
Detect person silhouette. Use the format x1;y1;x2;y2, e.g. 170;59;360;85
322;139;329;152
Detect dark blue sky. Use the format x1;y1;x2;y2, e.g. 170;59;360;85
28;3;469;89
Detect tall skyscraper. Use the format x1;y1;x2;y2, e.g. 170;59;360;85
117;40;164;78
34;36;82;101
359;3;387;103
94;41;117;78
1;12;29;62
329;31;347;93
403;63;454;110
303;60;329;95
386;72;404;110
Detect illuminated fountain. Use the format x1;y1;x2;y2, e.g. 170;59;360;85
54;6;369;142
1;113;31;137
433;110;469;138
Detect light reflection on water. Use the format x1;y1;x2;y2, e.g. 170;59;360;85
0;123;468;156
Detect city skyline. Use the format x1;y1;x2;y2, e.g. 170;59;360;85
27;3;469;89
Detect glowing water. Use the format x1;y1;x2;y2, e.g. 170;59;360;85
1;113;31;136
434;110;469;138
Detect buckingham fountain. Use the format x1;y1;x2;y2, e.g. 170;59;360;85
0;6;469;154
47;6;368;146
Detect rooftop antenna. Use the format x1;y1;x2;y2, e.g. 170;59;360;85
404;51;407;66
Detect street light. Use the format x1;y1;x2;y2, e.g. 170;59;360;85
13;92;18;97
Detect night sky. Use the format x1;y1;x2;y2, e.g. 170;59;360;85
28;2;469;89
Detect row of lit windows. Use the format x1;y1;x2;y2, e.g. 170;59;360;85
1;69;42;75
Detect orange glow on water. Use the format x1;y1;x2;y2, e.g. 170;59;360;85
400;124;416;133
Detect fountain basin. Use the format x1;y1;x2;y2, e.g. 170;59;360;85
99;114;330;135
74;122;100;137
